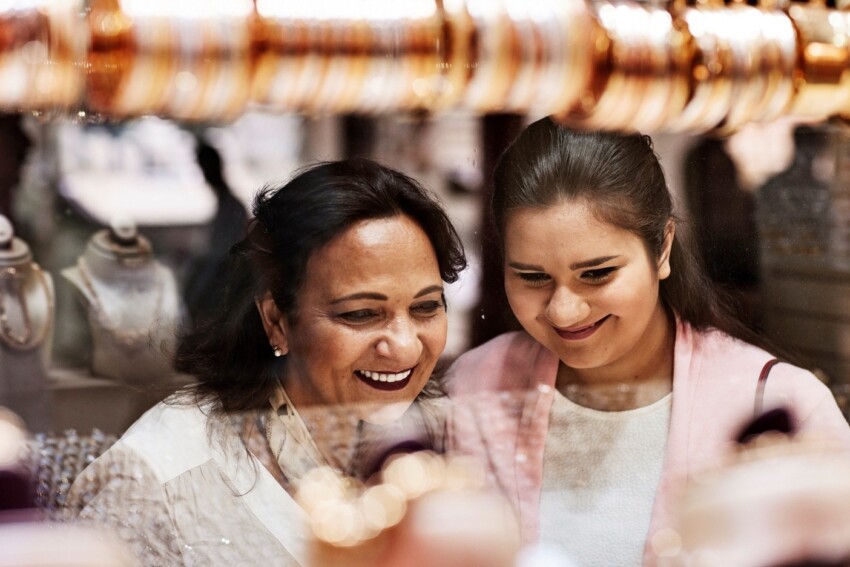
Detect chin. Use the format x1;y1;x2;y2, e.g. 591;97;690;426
360;399;415;425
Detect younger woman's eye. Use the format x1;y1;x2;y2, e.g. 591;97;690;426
337;309;379;324
517;272;551;287
581;267;617;283
411;300;444;317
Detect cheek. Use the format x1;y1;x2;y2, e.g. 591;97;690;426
505;284;543;322
331;331;377;368
603;275;658;315
422;315;449;355
291;324;369;369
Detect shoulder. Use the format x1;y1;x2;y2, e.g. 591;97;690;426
68;441;163;510
688;325;771;362
684;324;777;380
443;331;554;396
684;325;839;423
111;400;219;484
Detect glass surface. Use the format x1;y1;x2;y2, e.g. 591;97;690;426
1;2;850;566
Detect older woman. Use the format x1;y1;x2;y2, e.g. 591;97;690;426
67;159;466;566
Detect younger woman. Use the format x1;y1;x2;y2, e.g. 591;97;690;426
445;118;850;566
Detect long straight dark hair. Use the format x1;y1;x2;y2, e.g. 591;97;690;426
491;117;781;356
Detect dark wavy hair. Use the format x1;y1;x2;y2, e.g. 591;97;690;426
491;117;773;352
175;158;467;413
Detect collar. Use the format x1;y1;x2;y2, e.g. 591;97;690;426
266;382;363;485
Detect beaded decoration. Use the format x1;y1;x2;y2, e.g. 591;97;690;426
20;428;118;520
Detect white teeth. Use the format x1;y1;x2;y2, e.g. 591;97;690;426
359;369;412;383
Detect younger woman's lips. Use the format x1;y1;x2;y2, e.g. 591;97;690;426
555;315;610;341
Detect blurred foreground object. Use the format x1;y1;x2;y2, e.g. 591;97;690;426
0;0;84;113
0;522;134;567
0;406;31;513
6;0;850;132
660;416;850;566
0;407;132;566
298;451;521;567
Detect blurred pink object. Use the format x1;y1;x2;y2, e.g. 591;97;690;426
664;434;850;566
0;522;134;566
301;453;521;567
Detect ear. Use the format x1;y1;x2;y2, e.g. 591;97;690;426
657;220;675;281
256;292;289;355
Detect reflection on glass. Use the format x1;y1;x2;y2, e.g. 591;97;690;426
3;3;850;563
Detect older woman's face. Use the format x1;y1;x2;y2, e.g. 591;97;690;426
278;214;446;424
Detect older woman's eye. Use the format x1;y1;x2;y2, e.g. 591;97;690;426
581;267;617;283
337;309;379;324
411;300;444;317
517;272;551;287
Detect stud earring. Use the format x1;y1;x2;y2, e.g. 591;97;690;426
272;345;283;358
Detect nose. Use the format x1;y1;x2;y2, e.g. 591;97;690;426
543;285;591;328
375;316;422;362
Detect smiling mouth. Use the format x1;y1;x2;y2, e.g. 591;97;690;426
354;368;414;392
555;315;611;341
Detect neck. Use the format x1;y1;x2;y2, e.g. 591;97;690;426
281;376;363;474
298;402;363;474
557;304;675;411
80;231;156;284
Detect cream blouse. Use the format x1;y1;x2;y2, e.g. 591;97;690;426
66;386;444;566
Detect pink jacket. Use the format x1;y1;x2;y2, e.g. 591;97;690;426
445;320;850;564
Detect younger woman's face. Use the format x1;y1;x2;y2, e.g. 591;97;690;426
503;199;672;377
261;214;447;424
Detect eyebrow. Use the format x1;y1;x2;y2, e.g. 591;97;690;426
508;256;620;271
330;285;444;304
414;285;445;298
330;292;387;304
569;256;620;270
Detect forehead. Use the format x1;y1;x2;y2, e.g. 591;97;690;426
302;215;440;296
504;200;645;259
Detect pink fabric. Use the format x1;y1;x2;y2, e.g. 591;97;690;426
445;320;850;565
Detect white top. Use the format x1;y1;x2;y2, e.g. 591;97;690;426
67;401;308;566
67;390;445;566
538;391;672;567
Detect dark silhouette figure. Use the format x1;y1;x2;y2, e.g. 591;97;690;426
182;139;249;327
684;137;760;288
0;114;31;222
